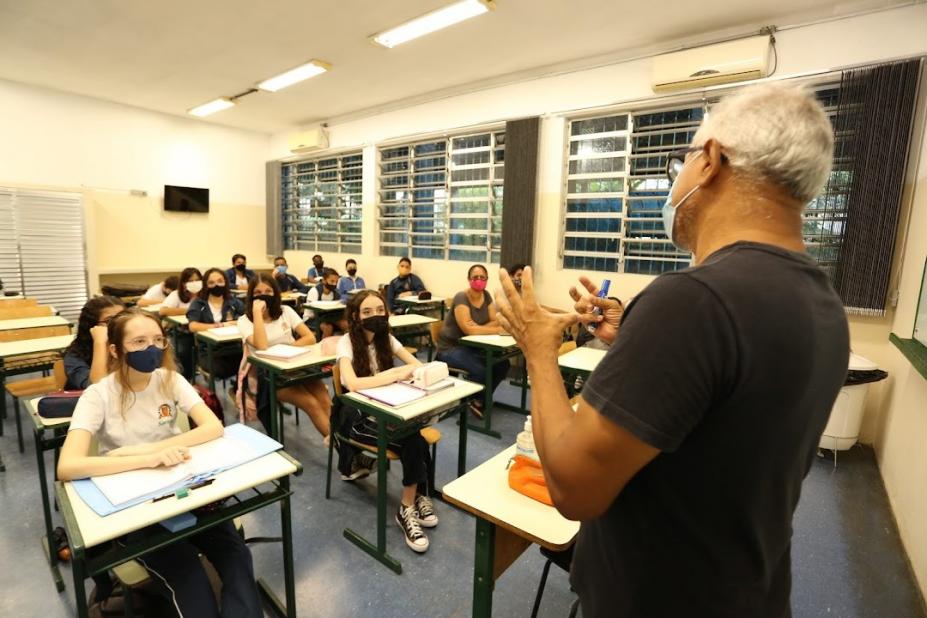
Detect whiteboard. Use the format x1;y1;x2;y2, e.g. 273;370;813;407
915;258;927;347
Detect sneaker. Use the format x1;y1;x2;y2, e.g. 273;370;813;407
396;504;429;553
414;494;438;528
340;453;375;481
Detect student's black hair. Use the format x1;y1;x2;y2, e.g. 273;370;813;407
399;256;412;266
345;259;357;267
64;295;126;364
231;253;246;264
312;254;323;261
163;275;180;291
508;263;527;275
177;267;204;304
246;274;283;322
273;256;286;264
321;267;340;280
345;290;393;379
467;264;488;279
199;267;231;301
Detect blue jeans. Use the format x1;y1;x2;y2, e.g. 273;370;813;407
436;346;510;398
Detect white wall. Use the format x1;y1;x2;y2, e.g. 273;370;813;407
0;78;272;292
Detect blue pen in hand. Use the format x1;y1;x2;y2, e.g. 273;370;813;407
586;279;611;333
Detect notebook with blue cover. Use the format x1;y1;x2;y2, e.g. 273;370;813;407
72;423;283;517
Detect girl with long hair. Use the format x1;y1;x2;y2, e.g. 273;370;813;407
57;309;261;615
336;290;437;553
63;295;126;390
236;274;331;439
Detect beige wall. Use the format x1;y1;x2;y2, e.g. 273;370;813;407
0;77;272;294
87;192;270;292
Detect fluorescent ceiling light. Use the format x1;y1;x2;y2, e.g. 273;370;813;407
372;0;494;49
257;60;331;92
187;97;235;117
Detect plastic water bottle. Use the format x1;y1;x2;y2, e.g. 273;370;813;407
515;416;539;461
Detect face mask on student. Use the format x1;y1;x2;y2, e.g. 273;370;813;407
324;283;336;292
276;265;287;274
347;268;357;277
362;315;389;336
469;279;487;292
253;294;274;306
313;261;323;270
235;263;246;272
126;345;164;373
208;285;226;297
185;281;202;294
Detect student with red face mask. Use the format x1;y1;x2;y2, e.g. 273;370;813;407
435;264;510;418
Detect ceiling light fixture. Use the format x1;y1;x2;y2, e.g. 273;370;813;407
371;0;494;49
257;60;332;92
187;97;235;117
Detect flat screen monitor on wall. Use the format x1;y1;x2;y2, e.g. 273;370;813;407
164;185;209;213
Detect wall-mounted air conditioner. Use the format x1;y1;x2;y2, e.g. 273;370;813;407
288;127;329;154
652;35;771;93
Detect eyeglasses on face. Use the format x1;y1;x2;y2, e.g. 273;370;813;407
469;275;488;281
665;146;728;183
125;336;168;352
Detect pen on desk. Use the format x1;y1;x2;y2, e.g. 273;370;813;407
152;478;215;503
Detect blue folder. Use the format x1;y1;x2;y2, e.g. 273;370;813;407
72;423;283;517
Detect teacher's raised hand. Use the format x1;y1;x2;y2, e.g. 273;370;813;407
569;276;623;346
495;267;579;363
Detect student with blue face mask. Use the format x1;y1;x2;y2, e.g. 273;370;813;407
272;256;308;293
57;309;261;616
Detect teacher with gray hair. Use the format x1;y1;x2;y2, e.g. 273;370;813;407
496;82;850;618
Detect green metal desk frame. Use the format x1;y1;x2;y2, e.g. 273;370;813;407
56;452;303;618
458;340;528;439
332;394;470;575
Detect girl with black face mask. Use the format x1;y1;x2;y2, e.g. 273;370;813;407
187;268;245;382
57;309;261;616
236;274;332;443
335;290;438;554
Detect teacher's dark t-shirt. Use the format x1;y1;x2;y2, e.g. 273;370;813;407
572;241;849;618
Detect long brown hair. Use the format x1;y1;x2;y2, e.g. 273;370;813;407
106;308;177;416
245;274;283;321
64;295;125;364
345;290;393;378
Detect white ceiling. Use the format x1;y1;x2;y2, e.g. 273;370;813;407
0;0;908;134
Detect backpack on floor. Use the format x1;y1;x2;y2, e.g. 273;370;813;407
193;384;224;425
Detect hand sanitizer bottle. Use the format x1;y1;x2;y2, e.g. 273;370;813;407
515;416;539;461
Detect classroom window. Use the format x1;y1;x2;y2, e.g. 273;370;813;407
281;151;363;253
561;85;860;278
562;106;700;275
377;130;504;263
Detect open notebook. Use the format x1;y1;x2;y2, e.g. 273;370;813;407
357;378;454;408
72;424;282;516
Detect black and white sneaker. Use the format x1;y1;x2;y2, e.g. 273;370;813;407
340;453;376;481
396;504;429;553
414;494;438;528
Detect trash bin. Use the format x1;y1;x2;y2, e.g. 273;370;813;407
818;353;888;451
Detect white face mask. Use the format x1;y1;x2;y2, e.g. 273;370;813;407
185;280;203;293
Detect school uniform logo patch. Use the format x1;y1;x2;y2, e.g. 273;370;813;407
157;403;175;425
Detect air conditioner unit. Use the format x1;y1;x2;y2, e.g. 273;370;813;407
288;127;329;154
652;35;771;93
